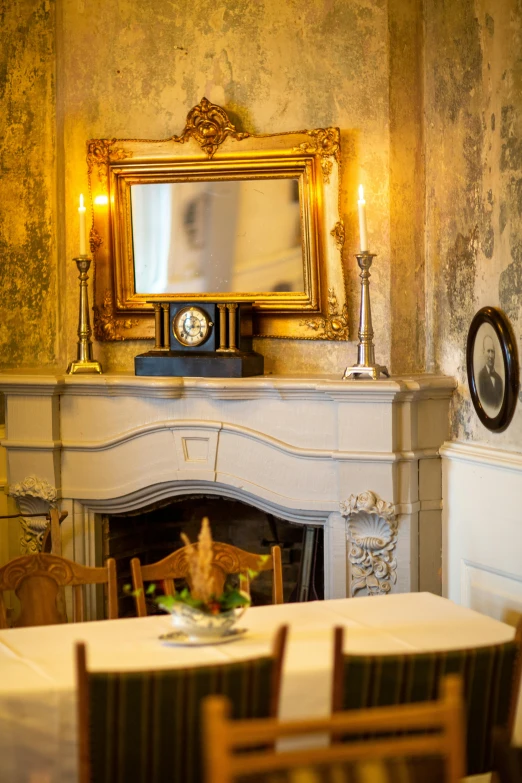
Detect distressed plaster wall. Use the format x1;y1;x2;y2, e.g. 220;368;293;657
60;0;397;375
425;0;522;450
0;0;59;369
0;0;428;377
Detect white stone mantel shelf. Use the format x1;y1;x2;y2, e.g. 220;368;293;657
0;371;455;601
0;370;455;400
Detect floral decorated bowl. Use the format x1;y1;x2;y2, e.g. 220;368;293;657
168;602;246;640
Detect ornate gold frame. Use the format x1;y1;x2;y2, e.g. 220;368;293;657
87;98;347;341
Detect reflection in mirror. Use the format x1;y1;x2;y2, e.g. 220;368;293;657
131;178;304;295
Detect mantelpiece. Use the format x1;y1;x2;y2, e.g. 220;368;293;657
0;372;455;609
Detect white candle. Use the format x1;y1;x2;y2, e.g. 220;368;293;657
357;184;368;252
79;194;87;256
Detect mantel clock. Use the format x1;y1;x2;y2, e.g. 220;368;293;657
134;301;264;377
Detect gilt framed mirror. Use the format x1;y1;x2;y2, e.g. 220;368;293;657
87;98;347;341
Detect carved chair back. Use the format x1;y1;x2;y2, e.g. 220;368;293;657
131;542;283;617
202;674;466;783
0;553;118;628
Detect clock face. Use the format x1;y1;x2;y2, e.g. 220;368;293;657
172;306;213;347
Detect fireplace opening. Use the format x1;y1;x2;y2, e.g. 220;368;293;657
103;496;324;617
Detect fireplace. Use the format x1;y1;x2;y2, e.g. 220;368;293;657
0;371;454;615
103;495;324;616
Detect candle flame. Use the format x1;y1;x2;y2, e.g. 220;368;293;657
358;184;365;203
79;194;86;211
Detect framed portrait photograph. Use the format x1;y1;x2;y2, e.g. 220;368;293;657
466;306;519;432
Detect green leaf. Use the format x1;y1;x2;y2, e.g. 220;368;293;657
217;588;251;611
156;594;175;612
145;583;156;595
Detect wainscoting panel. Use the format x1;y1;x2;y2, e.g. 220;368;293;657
441;441;522;621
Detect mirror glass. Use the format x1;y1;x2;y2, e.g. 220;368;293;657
131;178;304;295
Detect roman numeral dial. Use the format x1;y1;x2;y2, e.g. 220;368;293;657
172;306;213;347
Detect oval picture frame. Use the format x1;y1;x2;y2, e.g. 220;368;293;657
466;306;519;432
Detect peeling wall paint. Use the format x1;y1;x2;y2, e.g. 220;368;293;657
425;0;522;450
9;0;519;404
0;0;58;369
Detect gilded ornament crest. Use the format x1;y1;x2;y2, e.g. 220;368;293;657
295;128;340;160
301;288;349;340
89;227;103;254
294;129;340;182
330;221;345;251
172;97;250;159
87;139;131;185
93;290;139;341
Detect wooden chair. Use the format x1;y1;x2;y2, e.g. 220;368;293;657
0;553;118;627
76;624;288;783
332;621;522;776
493;727;522;783
131;542;283;616
202;674;466;783
41;507;68;555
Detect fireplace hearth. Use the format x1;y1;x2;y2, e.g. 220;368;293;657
104;496;323;616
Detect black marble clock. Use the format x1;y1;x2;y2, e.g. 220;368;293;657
134;301;264;377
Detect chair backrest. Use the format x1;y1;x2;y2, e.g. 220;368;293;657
76;624;288;783
0;553;118;627
493;727;522;783
202;674;466;783
332;622;522;776
131;542;283;616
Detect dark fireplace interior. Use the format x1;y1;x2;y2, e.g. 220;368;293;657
103;496;324;617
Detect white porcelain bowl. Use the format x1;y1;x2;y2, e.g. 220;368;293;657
168;602;246;640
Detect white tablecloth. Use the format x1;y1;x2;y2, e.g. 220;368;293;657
0;592;518;783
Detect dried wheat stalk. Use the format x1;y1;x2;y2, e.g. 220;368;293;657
181;517;214;601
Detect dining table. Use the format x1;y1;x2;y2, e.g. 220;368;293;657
0;592;519;783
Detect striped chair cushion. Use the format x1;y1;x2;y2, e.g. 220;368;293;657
88;657;274;783
237;757;445;783
337;642;519;775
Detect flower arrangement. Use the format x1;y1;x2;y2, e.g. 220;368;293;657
152;517;260;616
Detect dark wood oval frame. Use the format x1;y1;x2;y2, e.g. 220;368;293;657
466;306;519;432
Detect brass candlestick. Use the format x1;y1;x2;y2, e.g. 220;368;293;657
343;252;389;380
66;256;102;374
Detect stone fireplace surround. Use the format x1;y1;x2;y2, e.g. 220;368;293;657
0;372;454;617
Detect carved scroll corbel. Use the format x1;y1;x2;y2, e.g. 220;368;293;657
340;491;397;597
9;476;58;554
